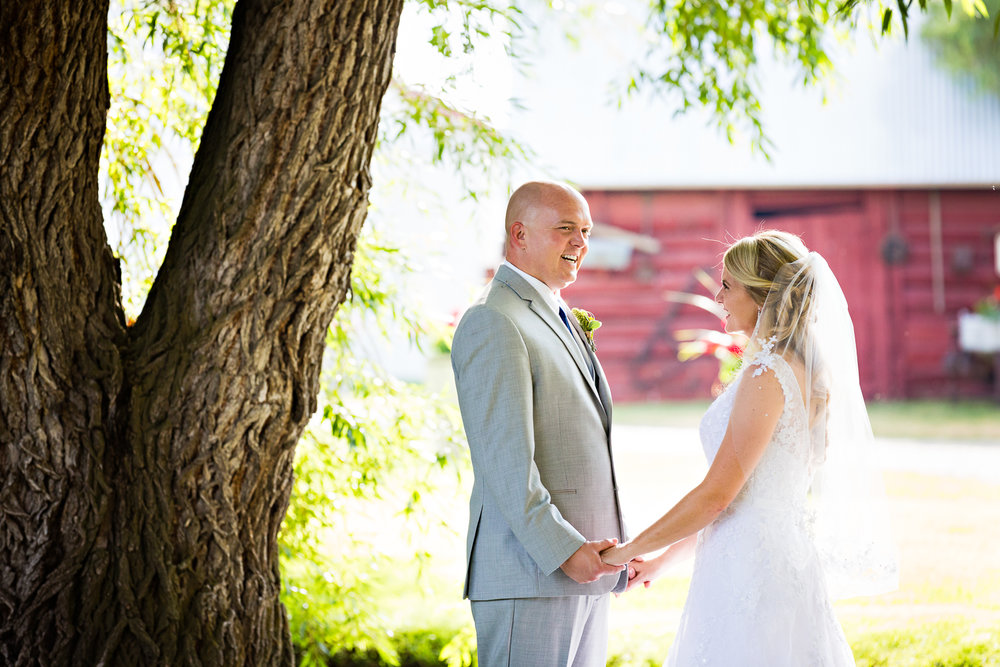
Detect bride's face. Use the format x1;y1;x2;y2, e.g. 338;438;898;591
716;267;758;334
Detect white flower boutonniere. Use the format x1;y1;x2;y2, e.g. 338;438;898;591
571;308;602;352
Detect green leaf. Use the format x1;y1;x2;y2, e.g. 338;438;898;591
895;0;912;38
835;0;862;17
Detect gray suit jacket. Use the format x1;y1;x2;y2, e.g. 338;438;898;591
451;265;627;600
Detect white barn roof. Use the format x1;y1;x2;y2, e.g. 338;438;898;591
509;5;1000;189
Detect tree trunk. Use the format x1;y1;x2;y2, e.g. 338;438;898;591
0;0;403;663
1;2;126;664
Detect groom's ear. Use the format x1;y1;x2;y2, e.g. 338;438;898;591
510;221;527;247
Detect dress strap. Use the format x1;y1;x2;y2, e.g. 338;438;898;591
744;337;803;413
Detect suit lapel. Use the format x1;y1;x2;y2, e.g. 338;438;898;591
565;311;596;378
566;309;613;425
495;266;610;426
527;299;593;380
592;355;613;425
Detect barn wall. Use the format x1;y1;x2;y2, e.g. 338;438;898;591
564;189;999;401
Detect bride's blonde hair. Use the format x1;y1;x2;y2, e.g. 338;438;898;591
723;230;812;355
723;230;808;305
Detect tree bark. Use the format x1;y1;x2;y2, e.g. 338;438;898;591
1;2;126;664
1;0;403;663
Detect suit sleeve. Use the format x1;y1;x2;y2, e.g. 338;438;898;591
451;305;586;575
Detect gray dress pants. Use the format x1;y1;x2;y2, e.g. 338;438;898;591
470;594;611;667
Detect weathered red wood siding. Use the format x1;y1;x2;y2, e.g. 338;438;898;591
564;189;999;401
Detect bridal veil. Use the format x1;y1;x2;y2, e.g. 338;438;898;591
743;251;899;599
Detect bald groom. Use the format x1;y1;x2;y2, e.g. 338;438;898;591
450;181;628;666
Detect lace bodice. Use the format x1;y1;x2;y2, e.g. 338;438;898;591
698;338;818;513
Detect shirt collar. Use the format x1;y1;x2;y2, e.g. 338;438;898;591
501;260;564;317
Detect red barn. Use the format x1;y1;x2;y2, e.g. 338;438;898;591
563;188;999;401
498;7;1000;401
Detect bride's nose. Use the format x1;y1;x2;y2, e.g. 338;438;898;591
714;289;723;303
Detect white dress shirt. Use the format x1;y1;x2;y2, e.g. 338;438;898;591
501;260;565;319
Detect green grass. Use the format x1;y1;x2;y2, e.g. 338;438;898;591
866;400;1000;440
613;400;710;428
615;399;1000;440
849;620;1000;667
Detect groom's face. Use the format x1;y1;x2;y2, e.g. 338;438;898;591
517;195;593;291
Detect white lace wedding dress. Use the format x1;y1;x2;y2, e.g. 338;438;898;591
666;346;855;666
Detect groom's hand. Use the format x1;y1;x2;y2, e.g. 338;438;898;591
560;538;625;584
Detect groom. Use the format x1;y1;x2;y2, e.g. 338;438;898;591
450;181;628;666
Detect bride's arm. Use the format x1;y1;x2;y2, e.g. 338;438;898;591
603;365;785;566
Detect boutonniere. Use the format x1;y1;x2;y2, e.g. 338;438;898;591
571;308;602;352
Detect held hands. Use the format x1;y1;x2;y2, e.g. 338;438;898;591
599;541;632;566
560;538;625;584
600;542;666;592
623;555;667;592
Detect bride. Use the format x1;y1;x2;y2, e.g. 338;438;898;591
601;230;898;665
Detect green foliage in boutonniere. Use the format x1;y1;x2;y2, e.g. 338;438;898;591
571;308;602;352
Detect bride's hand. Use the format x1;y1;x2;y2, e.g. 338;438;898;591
625;554;666;591
600;542;631;566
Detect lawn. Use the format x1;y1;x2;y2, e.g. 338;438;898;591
613;399;1000;440
328;400;1000;665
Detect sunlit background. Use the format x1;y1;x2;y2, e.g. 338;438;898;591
102;0;1000;664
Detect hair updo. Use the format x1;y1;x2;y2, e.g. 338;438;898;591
723;230;813;354
723;230;808;304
